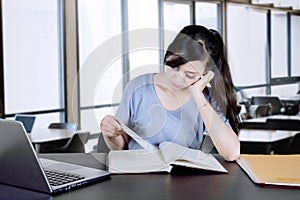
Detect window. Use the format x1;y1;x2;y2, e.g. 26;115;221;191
271;84;299;96
128;0;160;79
291;15;300;76
195;2;219;31
2;0;62;127
271;11;288;78
227;3;299;97
163;1;192;64
163;1;191;33
227;5;267;89
77;0;122;133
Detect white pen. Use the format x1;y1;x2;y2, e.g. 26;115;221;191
200;75;211;88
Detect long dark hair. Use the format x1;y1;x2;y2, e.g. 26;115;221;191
164;25;239;134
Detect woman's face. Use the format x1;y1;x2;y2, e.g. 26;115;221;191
165;60;206;90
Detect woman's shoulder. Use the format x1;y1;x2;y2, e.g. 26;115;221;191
130;73;153;84
124;73;154;93
126;73;154;88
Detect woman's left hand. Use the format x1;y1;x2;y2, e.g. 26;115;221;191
188;71;214;97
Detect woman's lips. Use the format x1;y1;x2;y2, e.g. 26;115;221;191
172;82;182;89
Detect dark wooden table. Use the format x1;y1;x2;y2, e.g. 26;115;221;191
0;153;299;200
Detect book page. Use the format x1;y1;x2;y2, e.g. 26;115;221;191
158;142;192;163
237;155;300;187
121;124;157;151
108;149;172;174
159;142;227;173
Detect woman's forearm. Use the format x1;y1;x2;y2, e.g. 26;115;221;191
194;93;240;161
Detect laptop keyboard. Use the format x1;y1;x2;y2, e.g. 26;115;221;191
45;169;85;186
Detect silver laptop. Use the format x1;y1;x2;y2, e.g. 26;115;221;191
0;119;111;194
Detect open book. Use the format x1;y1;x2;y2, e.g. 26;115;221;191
237;154;300;187
108;141;227;174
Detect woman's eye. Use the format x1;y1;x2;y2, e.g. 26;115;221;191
186;74;196;79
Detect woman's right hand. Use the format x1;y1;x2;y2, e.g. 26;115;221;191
100;115;123;138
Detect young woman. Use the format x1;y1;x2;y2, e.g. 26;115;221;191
100;25;240;161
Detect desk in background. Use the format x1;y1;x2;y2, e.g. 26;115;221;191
239;115;300;130
239;115;300;154
28;128;89;152
0;153;299;200
239;129;299;154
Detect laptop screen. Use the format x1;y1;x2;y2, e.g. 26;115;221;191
15;115;35;133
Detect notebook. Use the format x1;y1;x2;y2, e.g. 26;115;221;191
237;154;300;187
14;114;36;133
0;119;111;194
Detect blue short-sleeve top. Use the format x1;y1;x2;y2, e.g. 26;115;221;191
115;73;230;150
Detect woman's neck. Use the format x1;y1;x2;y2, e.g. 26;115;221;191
153;73;191;111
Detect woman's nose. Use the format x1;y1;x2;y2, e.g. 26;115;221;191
175;68;185;79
